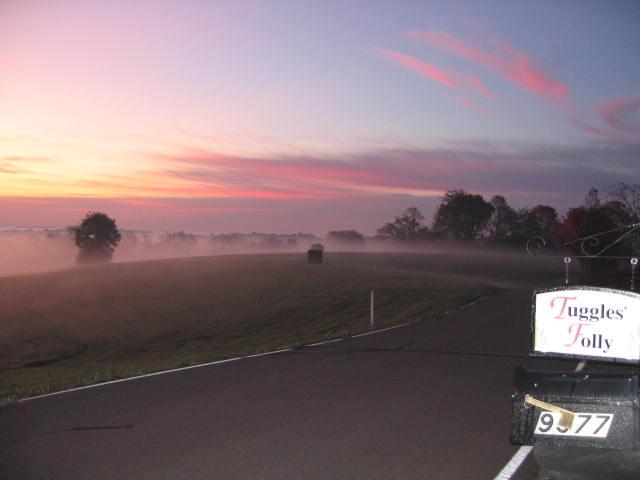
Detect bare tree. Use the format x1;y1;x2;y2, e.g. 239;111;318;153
377;207;429;241
605;183;640;222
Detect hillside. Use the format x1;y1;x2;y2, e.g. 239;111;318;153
0;251;561;401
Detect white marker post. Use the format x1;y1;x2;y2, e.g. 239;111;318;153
370;291;374;330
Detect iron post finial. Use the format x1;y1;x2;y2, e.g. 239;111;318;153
564;257;571;285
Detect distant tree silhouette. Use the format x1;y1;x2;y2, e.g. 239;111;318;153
554;189;634;256
487;195;518;243
512;204;559;244
260;235;284;248
326;230;365;243
377;207;429;241
209;233;246;249
553;188;636;285
161;231;197;249
69;212;121;264
432;190;494;241
605;182;640;222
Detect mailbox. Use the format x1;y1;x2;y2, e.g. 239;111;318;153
511;367;639;450
510;286;640;479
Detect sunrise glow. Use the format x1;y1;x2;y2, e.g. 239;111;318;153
1;1;638;233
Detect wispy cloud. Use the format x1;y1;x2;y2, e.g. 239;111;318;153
160;149;442;200
6;141;637;205
407;30;569;107
569;95;640;144
465;74;493;97
371;48;493;113
597;96;640;133
155;139;639;205
2;141;638;233
0;156;54;174
371;48;461;91
456;97;488;113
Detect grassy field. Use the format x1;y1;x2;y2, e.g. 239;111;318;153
0;251;562;402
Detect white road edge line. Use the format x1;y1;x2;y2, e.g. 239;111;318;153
351;322;411;338
492;446;533;480
18;321;416;403
460;296;489;309
19;294;490;404
491;360;587;480
19;348;292;403
306;338;344;347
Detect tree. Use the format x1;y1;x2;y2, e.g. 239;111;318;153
553;189;636;285
69;212;121;263
376;207;429;241
605;182;640;222
554;191;634;257
487;195;518;243
209;233;246;249
512;204;559;244
259;235;284;248
432;190;494;241
161;231;197;249
326;230;365;244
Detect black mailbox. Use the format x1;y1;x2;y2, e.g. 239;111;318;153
511;366;639;450
509;285;640;479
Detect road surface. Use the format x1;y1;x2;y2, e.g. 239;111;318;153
1;285;570;479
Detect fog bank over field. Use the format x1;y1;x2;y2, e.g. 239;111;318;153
0;229;304;277
0;227;515;278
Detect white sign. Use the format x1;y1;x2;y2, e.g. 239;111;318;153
533;287;640;363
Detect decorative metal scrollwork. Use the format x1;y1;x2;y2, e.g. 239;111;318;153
526;236;547;255
526;222;640;258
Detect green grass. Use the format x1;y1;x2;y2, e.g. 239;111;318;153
0;251;561;402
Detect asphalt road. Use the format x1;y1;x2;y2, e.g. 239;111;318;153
1;285;572;480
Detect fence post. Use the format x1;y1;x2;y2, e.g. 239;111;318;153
370;291;374;330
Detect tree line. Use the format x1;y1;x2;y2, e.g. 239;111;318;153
373;184;639;254
67;183;639;263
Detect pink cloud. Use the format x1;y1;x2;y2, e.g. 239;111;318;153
569;118;619;140
465;74;493;97
372;48;461;91
2;140;639;234
163;150;434;200
597;97;640;132
569;117;640;144
408;31;569;107
457;97;488;113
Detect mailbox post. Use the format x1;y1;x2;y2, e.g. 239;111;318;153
510;286;640;479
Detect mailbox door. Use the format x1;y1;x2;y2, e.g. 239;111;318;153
510;366;640;450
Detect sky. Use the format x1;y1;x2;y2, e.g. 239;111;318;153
1;0;639;235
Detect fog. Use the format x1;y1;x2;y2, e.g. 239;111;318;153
0;228;530;278
0;230;299;277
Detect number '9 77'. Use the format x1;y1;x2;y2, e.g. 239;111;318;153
534;412;614;438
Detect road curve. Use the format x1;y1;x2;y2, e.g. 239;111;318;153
1;286;571;480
